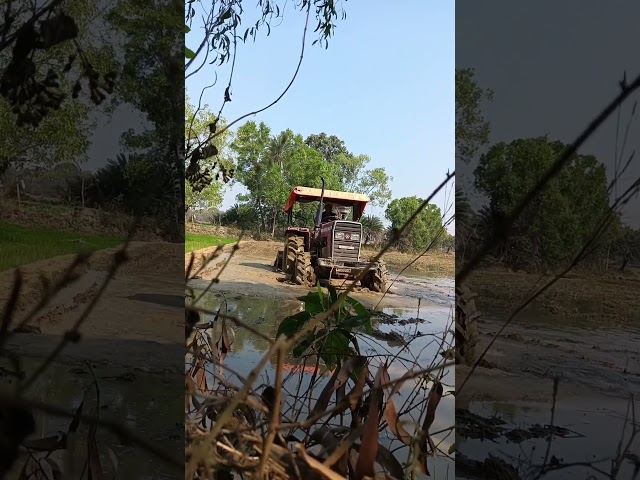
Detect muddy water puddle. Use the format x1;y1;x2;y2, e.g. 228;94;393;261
389;274;455;306
458;396;638;479
457;312;640;479
481;314;640;397
2;360;182;480
188;290;456;478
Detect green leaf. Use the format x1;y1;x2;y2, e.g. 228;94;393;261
345;296;369;317
185;25;190;33
340;315;369;331
344;296;371;333
276;311;311;338
302;291;325;316
320;330;351;370
185;47;196;59
317;282;325;303
292;335;314;358
448;443;456;454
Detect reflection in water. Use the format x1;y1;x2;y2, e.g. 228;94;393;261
460;397;637;480
188;290;456;478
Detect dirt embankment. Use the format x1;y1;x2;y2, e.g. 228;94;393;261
466;266;640;321
1;242;185;372
1;200;165;240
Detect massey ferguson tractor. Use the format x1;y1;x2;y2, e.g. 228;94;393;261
273;179;389;292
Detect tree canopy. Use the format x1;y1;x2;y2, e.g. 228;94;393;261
229;122;393;235
455;68;493;165
0;0;119;173
474;137;611;268
185;96;233;211
385;197;443;252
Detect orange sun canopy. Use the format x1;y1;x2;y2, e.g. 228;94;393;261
284;186;369;220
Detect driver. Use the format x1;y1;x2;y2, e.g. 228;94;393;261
321;203;336;222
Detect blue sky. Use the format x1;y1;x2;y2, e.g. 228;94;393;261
457;0;640;228
185;1;455;228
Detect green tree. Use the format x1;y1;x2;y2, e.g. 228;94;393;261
455;68;493;165
183;1;350;211
107;0;184;238
385;197;443;252
304;132;393;207
304;133;351;163
232;121;342;235
0;0;118;174
474;137;610;269
185;96;233;211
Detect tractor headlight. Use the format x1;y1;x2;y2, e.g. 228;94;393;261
351;233;360;241
335;232;345;240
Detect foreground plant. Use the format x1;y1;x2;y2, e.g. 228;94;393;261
185;284;452;479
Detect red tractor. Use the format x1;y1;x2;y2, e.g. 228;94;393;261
273;179;389;292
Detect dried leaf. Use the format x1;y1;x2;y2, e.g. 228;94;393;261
68;396;85;433
355;365;384;480
192;358;208;393
22;433;65;451
375;443;404;480
87;424;104;480
389;367;415;397
347;365;368;413
309;367;340;418
44;458;62;480
297;444;345;480
423;381;443;436
416;381;444;476
219;317;232;353
309;356;364;419
383;399;411;446
106;446;118;475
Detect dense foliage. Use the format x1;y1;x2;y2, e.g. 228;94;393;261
227;121;393;235
455;69;640;271
385;197;444;252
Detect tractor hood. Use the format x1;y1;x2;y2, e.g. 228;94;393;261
284;186;369;220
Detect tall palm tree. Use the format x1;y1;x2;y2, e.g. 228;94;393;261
361;215;385;245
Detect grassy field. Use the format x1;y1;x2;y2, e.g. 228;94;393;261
185;232;236;253
0;224;124;272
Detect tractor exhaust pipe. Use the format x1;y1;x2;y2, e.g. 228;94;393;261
315;177;326;227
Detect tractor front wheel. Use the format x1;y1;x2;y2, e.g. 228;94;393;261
362;261;389;293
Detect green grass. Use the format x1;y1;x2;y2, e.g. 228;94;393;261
0;224;124;272
185;232;236;253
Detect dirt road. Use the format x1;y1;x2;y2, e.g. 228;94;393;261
1;239;454;370
0;242;184;373
186;240;454;311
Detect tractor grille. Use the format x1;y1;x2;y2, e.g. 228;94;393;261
332;221;362;262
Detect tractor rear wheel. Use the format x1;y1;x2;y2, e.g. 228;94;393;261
285;236;304;275
455;283;481;366
362;261;389;293
294;251;316;287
